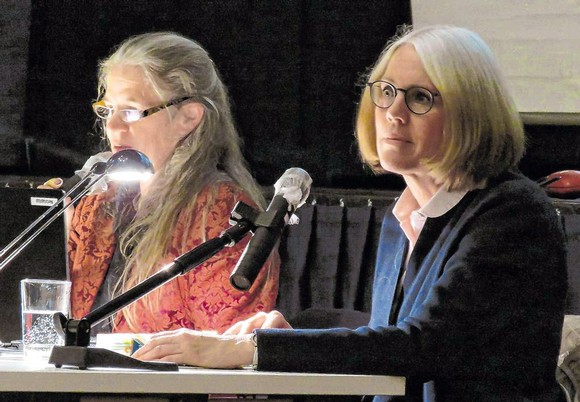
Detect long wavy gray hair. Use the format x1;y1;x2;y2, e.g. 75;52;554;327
96;31;265;330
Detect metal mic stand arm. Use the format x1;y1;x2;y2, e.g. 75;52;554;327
49;201;258;370
0;164;107;271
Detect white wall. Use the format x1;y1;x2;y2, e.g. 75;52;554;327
411;0;580;125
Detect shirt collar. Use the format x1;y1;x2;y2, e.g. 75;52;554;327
419;186;468;218
393;185;468;223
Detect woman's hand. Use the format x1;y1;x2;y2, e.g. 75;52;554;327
133;311;291;367
223;310;292;335
38;177;64;190
132;329;254;368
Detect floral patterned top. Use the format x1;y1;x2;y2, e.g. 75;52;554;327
68;181;280;333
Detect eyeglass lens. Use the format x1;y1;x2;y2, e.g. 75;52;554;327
93;104;143;123
369;81;434;115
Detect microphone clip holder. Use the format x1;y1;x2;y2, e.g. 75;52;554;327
230;200;290;230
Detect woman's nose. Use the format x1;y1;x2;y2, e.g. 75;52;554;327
385;93;409;124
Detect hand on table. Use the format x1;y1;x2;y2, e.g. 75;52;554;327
131;329;254;368
132;311;292;367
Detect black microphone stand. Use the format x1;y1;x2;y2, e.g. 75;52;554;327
49;201;260;371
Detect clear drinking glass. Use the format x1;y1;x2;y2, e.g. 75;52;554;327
20;278;71;360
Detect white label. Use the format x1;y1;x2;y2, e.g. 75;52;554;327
31;197;58;207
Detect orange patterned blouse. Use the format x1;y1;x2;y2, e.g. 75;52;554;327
68;181;279;334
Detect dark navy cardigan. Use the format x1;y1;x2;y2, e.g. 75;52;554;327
257;171;567;402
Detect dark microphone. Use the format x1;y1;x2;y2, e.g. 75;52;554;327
230;168;312;291
61;151;112;195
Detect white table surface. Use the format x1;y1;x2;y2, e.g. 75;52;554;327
0;350;405;397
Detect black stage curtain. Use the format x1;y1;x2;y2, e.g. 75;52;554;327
276;190;398;320
24;0;412;190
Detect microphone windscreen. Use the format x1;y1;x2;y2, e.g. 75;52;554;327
63;151;113;197
75;151;113;177
273;168;313;209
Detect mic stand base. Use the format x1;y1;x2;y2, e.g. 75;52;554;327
49;346;178;371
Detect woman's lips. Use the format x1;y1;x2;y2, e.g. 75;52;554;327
380;135;411;144
112;145;131;153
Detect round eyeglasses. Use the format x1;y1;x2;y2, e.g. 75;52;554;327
367;81;439;115
92;96;193;123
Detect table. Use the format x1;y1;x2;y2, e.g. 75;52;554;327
0;350;405;401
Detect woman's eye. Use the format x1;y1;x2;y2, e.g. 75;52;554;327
120;109;143;123
410;89;431;104
382;87;396;98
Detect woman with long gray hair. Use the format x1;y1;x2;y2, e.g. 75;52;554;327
61;32;279;334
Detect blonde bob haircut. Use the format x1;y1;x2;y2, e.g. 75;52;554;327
356;25;525;191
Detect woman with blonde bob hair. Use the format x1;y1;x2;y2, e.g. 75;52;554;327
134;26;566;402
357;25;525;191
62;32;279;334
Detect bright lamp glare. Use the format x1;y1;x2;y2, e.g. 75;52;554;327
103;149;154;183
108;171;153;182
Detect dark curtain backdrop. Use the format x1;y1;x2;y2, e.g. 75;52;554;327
23;0;412;189
276;190;397;319
21;0;579;190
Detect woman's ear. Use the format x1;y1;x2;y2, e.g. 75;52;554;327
177;102;205;137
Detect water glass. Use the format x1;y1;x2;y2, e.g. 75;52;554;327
20;278;71;360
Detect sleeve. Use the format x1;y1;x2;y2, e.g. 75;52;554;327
255;181;567;382
170;182;280;333
67;195;88;267
67;193;116;319
67;192;113;267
